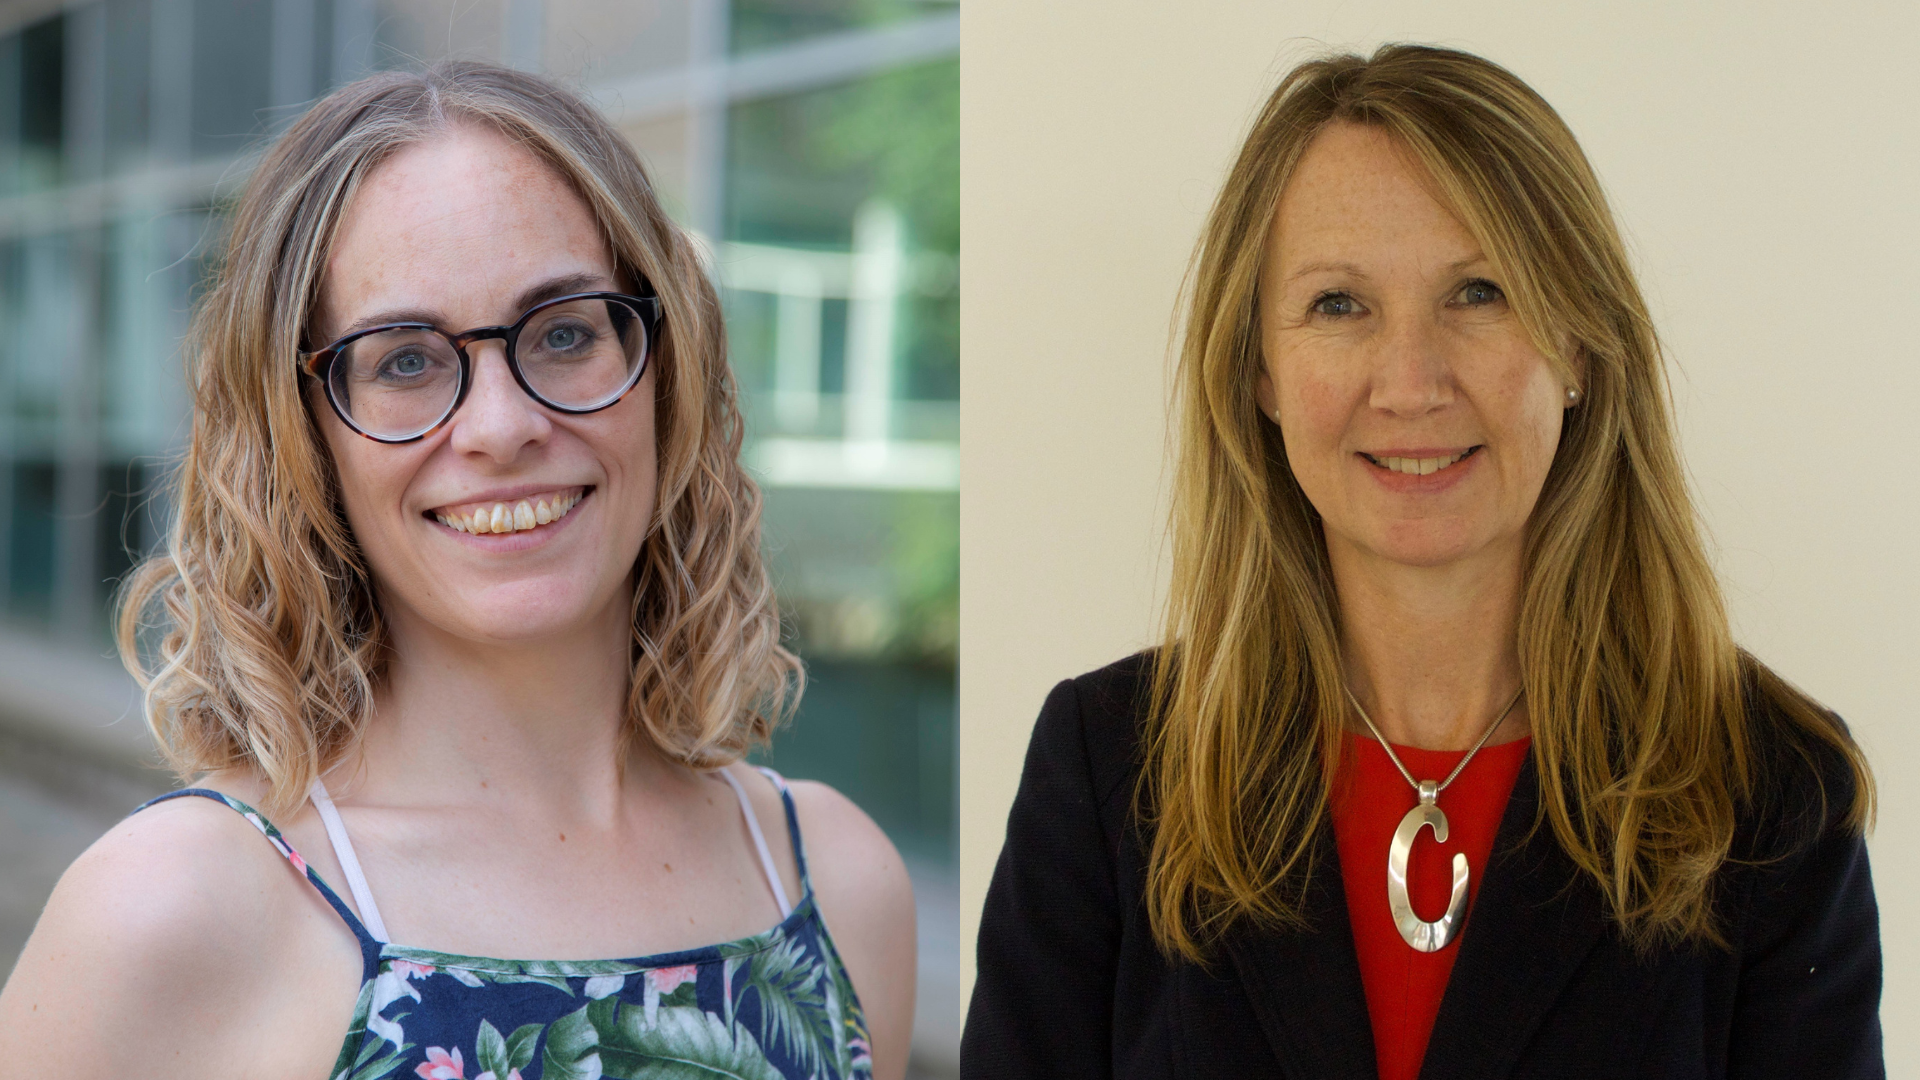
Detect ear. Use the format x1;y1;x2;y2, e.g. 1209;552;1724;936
1255;366;1279;423
1562;342;1589;410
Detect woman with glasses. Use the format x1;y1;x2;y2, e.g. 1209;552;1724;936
964;45;1880;1078
0;63;914;1080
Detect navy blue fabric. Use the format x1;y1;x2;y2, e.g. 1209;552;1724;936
132;781;874;1080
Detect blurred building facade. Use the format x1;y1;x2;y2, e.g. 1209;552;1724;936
0;0;957;1065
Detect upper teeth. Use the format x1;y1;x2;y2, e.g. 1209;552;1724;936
436;491;582;534
1375;450;1471;476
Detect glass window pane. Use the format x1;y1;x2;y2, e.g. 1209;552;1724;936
191;0;272;158
724;55;959;873
19;16;63;190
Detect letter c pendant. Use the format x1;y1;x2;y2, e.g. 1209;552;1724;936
1387;779;1470;952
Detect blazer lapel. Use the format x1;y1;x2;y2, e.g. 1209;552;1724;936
1419;754;1607;1080
1224;827;1379;1080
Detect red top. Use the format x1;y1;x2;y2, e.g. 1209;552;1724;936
1330;732;1531;1080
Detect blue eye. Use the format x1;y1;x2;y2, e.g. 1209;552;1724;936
541;322;593;351
379;350;431;380
1456;279;1504;305
1312;292;1359;317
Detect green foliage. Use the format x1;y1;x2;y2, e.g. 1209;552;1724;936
887;493;959;662
816;58;958;256
742;940;832;1074
541;1005;603;1080
475;1019;543;1079
730;0;957;56
331;979;412;1080
827;947;869;1078
542;999;786;1080
337;1035;412;1080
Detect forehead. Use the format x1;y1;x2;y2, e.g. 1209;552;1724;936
1267;122;1482;274
319;123;614;328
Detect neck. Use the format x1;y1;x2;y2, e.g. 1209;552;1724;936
340;586;654;824
1329;533;1529;751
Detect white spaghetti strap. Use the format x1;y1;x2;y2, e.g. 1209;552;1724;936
308;778;392;943
716;767;793;919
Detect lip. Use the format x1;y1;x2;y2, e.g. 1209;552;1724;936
1362;447;1474;459
423;482;593;516
1357;445;1482;493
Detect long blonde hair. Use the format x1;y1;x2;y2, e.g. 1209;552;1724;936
1145;43;1872;962
117;61;800;818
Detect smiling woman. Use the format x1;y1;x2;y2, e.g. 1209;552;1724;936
964;44;1881;1080
0;62;913;1080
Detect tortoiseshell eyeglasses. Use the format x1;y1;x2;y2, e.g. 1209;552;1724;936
298;292;662;443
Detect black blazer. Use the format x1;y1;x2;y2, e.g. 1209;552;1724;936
963;654;1883;1079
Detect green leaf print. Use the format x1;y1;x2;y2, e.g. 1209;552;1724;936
742;940;831;1075
329;979;381;1080
830;944;872;1077
596;1002;785;1080
334;1036;411;1080
471;1020;545;1078
331;979;414;1080
542;1005;605;1080
477;1020;511;1079
822;971;851;1080
490;970;577;993
506;1023;543;1072
378;948;646;996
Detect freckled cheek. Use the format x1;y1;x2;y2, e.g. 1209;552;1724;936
330;442;429;570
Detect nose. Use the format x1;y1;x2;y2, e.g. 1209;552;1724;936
446;340;551;462
1368;311;1455;418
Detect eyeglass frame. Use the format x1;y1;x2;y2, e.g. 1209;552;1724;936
297;290;664;444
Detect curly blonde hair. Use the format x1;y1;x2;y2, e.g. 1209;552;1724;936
117;61;800;818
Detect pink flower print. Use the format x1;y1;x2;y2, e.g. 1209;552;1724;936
474;1072;522;1080
851;1037;873;1069
392;960;436;981
262;832;305;876
415;1046;464;1079
643;964;700;1029
243;812;269;837
647;965;698;995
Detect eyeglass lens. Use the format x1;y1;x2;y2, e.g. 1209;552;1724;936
327;297;648;440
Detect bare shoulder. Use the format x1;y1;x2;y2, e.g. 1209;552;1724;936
20;790;294;970
0;789;358;1075
785;779;913;919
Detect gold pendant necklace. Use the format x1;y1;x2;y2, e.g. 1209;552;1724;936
1343;685;1525;953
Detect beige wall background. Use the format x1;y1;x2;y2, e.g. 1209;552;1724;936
959;0;1920;1064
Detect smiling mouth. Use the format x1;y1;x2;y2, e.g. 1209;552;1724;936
1360;446;1481;476
429;486;590;535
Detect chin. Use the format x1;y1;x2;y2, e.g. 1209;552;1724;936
1361;520;1490;569
437;580;620;643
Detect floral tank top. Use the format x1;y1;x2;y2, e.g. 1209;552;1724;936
132;767;873;1080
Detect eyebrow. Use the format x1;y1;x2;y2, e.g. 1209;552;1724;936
1283;260;1370;286
1281;254;1489;287
331;271;616;339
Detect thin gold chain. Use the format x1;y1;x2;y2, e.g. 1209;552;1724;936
1343;685;1526;795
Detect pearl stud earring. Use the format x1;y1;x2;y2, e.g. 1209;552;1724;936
1565;386;1580;405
